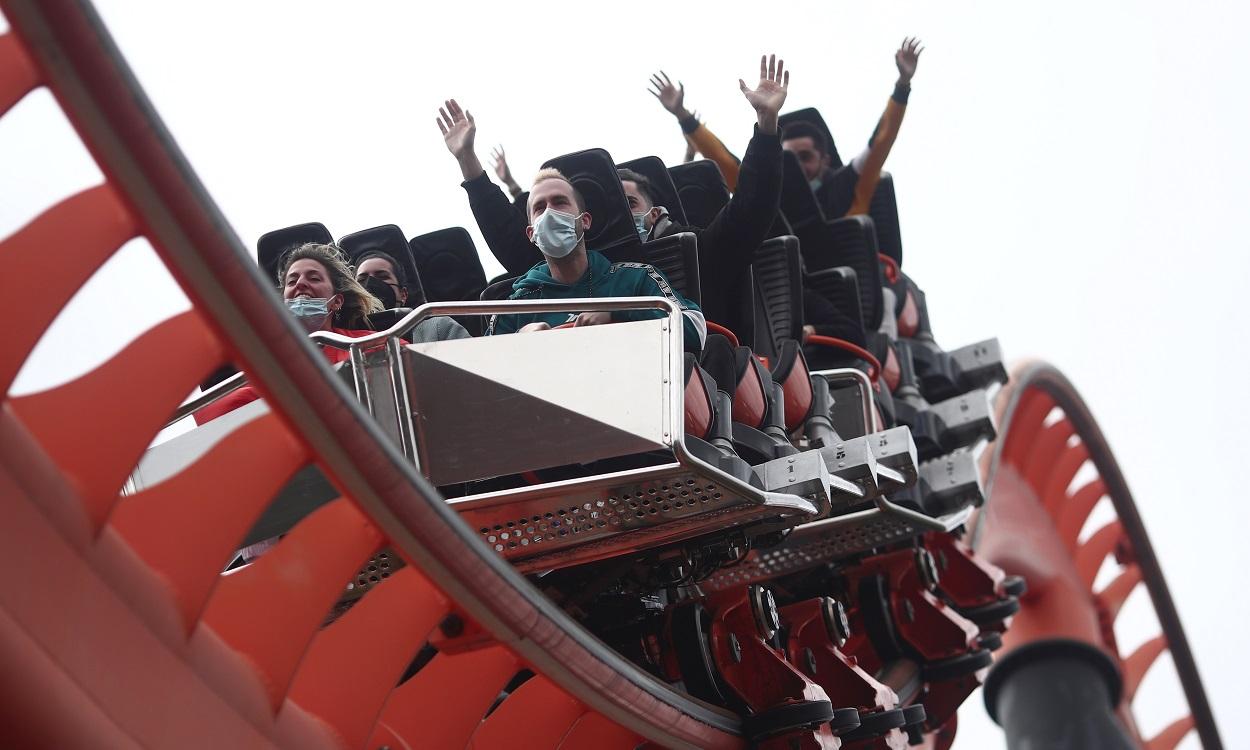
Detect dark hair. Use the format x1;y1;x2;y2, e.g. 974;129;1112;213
357;250;408;290
616;167;655;206
780;121;829;156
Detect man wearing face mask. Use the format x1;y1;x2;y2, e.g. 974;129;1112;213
438;55;788;333
781;38;923;219
483;168;707;353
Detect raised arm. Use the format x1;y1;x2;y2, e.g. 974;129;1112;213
697;54;789;322
437;99;485;181
649;71;742;189
843;38;923;217
490;145;524;199
436;99;541;275
738;53;789;135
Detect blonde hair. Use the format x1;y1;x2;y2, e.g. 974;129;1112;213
527;167;585;215
278;242;383;329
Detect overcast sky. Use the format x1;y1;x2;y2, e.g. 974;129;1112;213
4;1;1245;746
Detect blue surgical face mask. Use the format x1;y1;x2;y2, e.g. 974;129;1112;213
286;296;332;332
632;210;650;241
809;177;823;192
531;208;583;259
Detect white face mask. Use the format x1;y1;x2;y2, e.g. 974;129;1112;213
632;210;650;240
531;208;584;259
286;296;333;332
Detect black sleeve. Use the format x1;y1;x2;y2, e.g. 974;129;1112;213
462;172;543;276
697;127;782;310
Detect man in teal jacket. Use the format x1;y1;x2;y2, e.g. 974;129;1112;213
485;167;706;353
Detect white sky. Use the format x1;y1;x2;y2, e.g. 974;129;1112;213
3;1;1246;747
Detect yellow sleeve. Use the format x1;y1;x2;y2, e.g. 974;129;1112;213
689;123;741;192
845;97;907;217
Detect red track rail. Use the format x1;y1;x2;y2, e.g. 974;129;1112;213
974;361;1222;750
0;1;744;747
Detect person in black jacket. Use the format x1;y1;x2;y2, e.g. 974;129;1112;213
627;55;792;328
435;54;790;331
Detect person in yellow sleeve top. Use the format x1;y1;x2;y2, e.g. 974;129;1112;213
782;37;923;219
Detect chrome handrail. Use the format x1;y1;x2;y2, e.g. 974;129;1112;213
167;297;685;430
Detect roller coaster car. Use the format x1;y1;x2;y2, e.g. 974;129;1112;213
5;4;1222;746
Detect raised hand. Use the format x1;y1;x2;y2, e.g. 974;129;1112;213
490;145;523;197
739;54;790;134
648;70;691;120
895;37;924;84
436;99;476;158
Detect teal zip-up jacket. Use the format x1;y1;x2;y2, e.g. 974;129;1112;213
486;250;707;353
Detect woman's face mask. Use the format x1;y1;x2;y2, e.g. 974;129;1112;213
286;296;333;332
530;208;584;259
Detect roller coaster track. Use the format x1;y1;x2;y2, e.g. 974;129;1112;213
0;1;1221;748
974;363;1221;750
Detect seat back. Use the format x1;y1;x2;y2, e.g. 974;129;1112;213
339;224;427;306
825;216;884;330
642;231;701;305
408;226;488;302
542;148;644;263
479;276;518;301
751;236;804;359
366;308;414;330
618;155;689;226
668;160;730;229
806;266;864;333
868;172;903;267
257;222;334;286
779;107;842;169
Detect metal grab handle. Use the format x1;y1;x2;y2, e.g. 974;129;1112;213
167;296;684;428
811;367;877;438
310;296;683;349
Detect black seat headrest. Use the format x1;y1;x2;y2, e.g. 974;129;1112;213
339;224;427;306
409;226;488;302
668;160;730;230
779;107;842;169
542;148;644;263
479;276;518;301
257;222;334;286
868;172;903;267
617;155;689;226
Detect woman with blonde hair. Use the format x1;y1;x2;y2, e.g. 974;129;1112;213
280;242;383;333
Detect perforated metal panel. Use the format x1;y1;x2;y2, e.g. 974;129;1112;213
455;464;815;573
701;510;920;591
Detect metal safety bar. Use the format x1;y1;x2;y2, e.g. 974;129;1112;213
165;296;686;429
